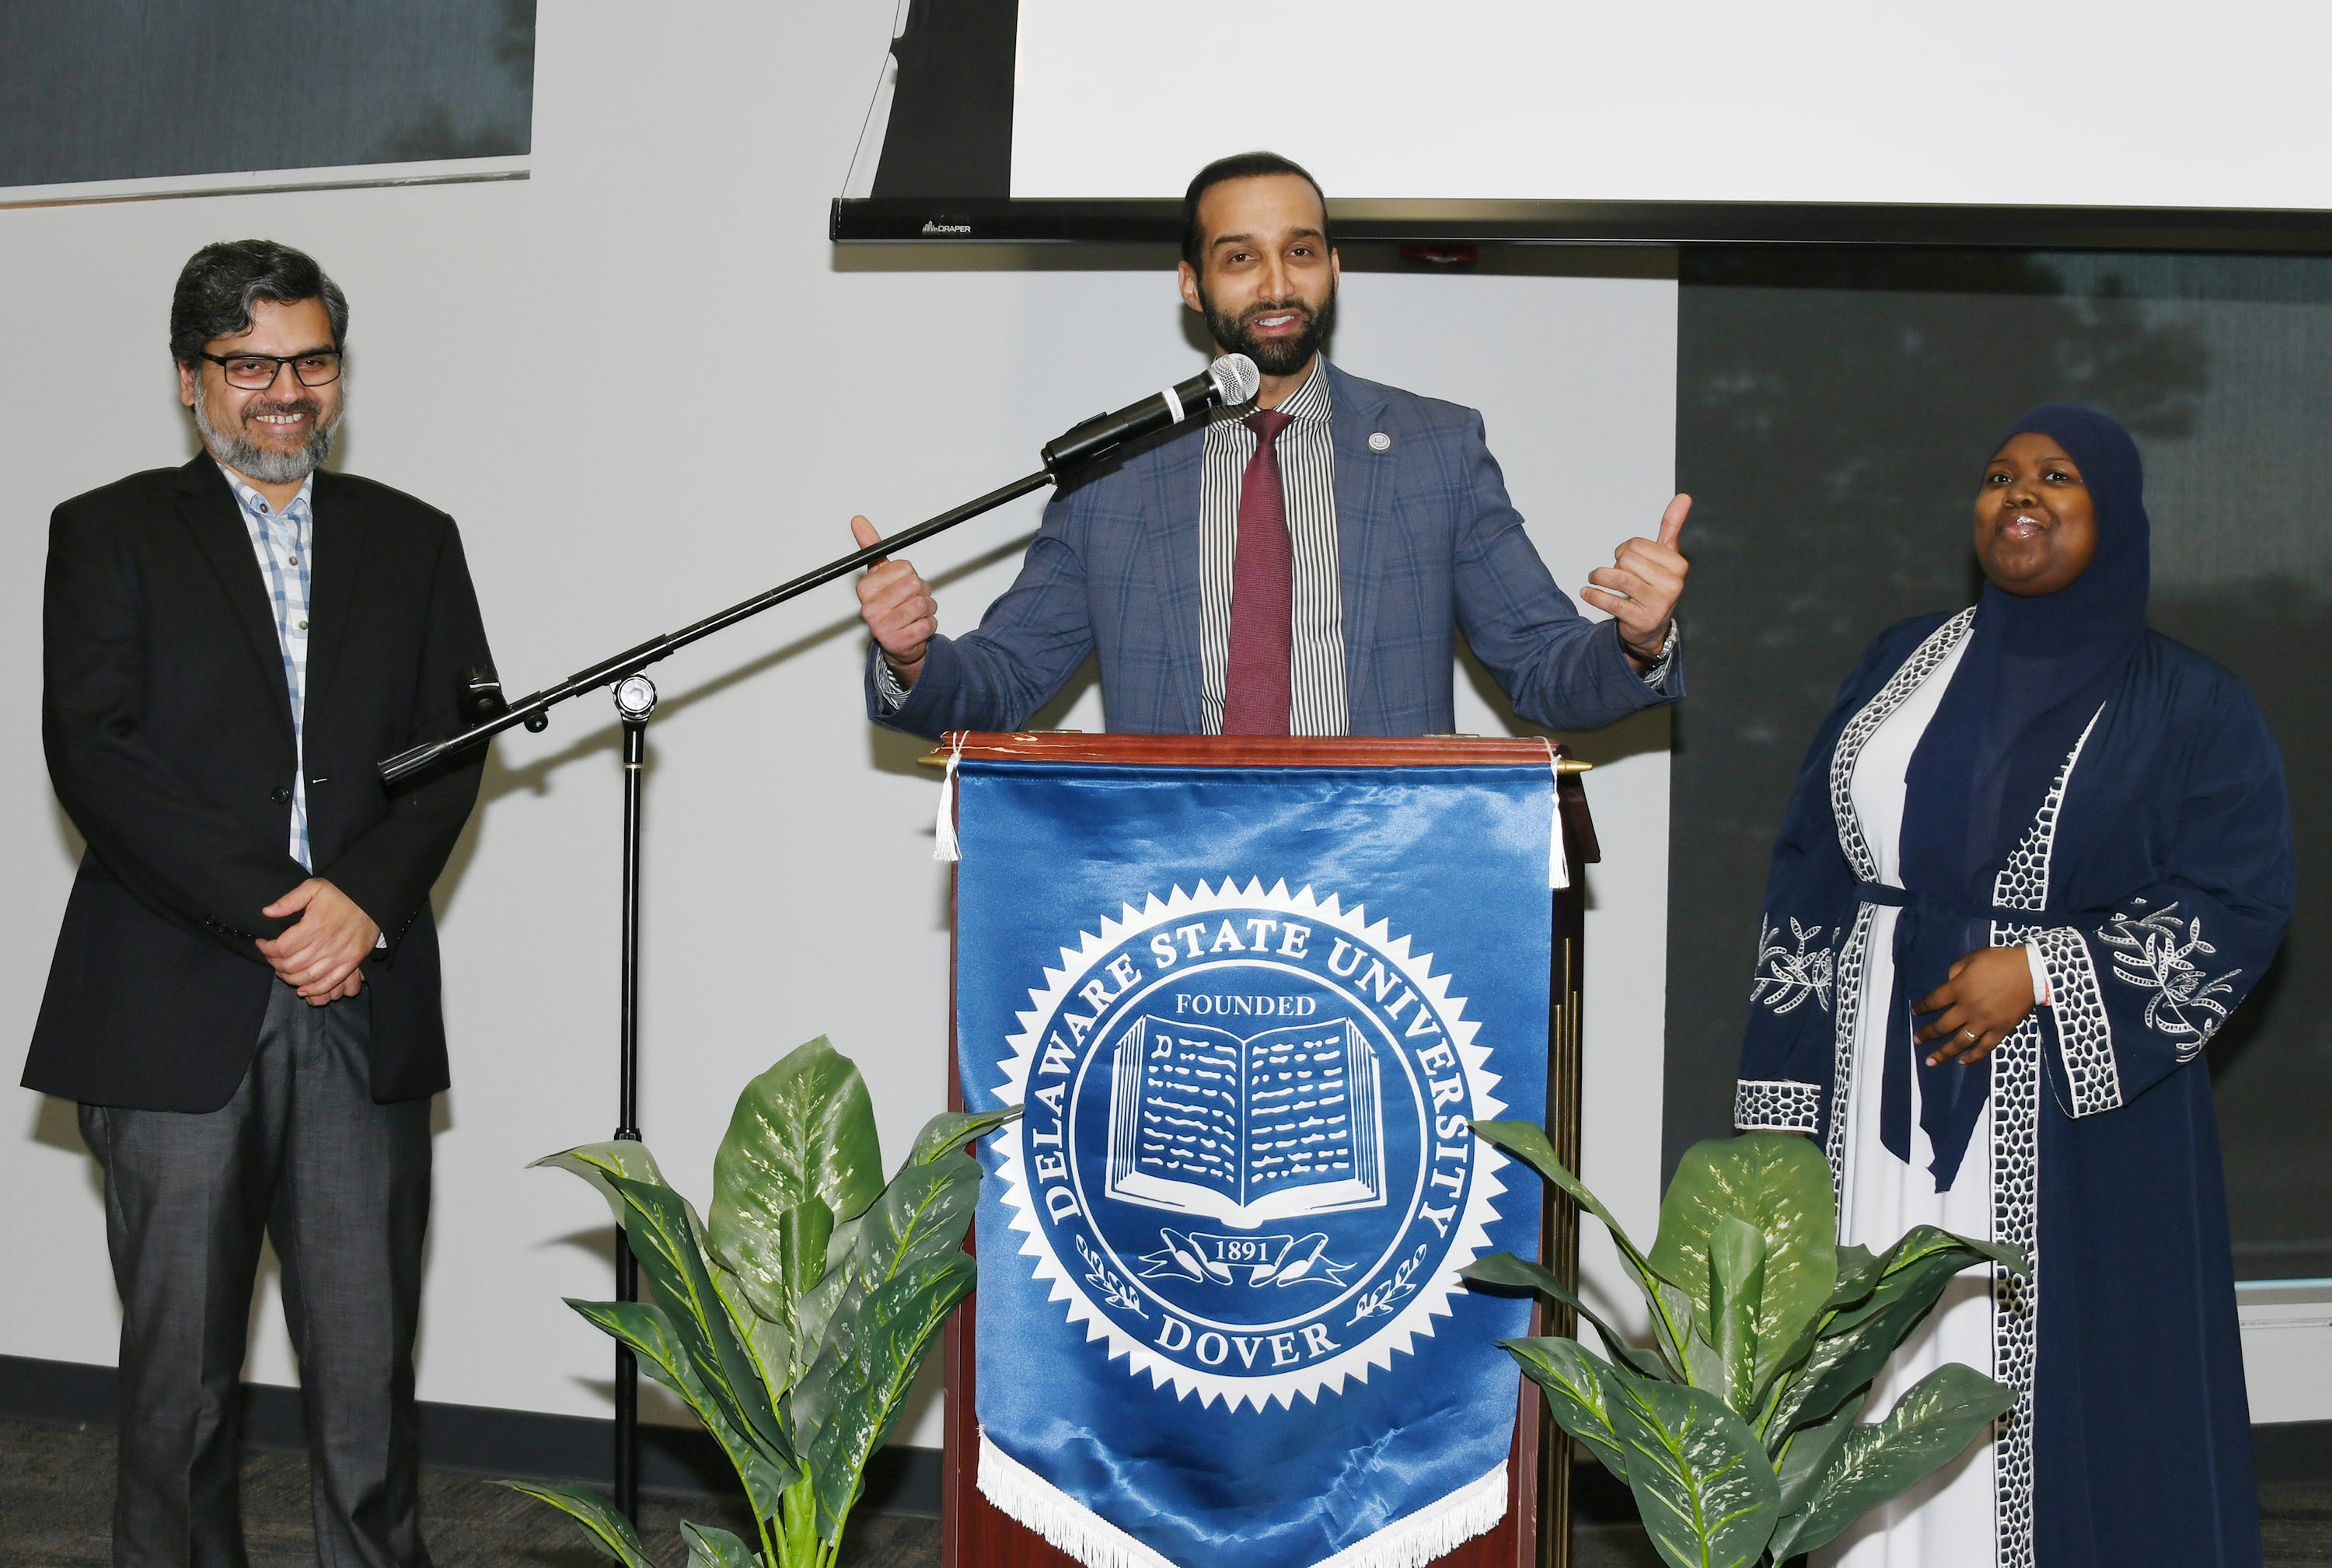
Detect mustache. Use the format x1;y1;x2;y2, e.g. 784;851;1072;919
239;397;323;423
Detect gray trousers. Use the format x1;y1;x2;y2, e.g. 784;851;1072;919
79;980;433;1568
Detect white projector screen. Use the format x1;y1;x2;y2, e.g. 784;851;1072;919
1010;0;2332;211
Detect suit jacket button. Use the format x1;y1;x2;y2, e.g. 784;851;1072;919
270;785;292;804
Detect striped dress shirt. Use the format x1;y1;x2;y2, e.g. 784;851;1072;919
220;466;315;869
871;354;1673;727
1198;360;1346;735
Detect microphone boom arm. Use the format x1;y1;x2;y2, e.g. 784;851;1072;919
376;466;1058;786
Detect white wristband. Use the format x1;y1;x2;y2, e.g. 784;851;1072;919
2024;941;2051;1007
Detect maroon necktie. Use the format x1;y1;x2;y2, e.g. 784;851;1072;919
1224;409;1295;735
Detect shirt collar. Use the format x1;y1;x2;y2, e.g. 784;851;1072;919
1214;356;1333;428
217;463;313;525
1274;358;1332;424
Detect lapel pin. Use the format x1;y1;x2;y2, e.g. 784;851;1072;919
1367;431;1392;452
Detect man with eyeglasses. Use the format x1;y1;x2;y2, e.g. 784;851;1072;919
26;239;495;1566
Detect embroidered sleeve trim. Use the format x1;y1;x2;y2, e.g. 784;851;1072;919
2094;903;2242;1062
1829;609;1976;883
2037;927;2120;1116
1992;703;2107;913
1735;1079;1822;1133
1750;916;1835;1016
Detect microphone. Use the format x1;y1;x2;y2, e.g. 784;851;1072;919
1041;354;1261;473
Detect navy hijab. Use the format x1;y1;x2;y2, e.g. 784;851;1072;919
1886;404;2152;1188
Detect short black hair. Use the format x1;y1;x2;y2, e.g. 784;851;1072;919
1181;152;1330;271
169;239;348;366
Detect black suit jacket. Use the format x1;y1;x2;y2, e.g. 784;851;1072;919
26;456;494;1112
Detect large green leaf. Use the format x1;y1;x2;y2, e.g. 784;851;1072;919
1824;1226;2025;1340
1827;1244;1884;1311
1764;1289;1934;1446
707;1039;885;1325
1773;1390;1866;1517
1655;1280;1703;1388
565;1298;796;1517
1769;1228;2016;1442
909;1104;1024;1166
1707;1217;1765;1420
495;1479;655;1567
1461;1252;1667;1381
1502;1335;1630;1480
840;1150;984;1291
798;1148;984;1387
711;1259;796;1409
793;1251;978;1539
1467;1120;1695;1367
778;1197;836;1325
533;1140;676;1231
682;1521;763;1568
1471;1119;1648;1260
606;1172;798;1475
1608;1376;1780;1568
1648;1135;1837;1398
1766;1363;2016;1561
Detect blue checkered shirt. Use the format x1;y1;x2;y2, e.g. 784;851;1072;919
219;466;315;870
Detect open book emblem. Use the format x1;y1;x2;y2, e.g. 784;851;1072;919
1105;1014;1386;1229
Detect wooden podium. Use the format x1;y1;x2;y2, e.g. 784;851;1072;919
932;735;1599;1568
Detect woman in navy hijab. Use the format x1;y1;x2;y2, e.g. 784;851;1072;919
1735;405;2290;1566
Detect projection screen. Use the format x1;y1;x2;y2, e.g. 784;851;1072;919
833;0;2332;250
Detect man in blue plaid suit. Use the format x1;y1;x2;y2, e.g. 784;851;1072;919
855;152;1690;739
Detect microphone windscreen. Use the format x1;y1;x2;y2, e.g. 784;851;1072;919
1210;354;1261;407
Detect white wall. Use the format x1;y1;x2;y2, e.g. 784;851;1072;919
0;1;1679;1446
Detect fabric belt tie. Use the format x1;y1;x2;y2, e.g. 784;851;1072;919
1854;880;2023;1193
1223;408;1295;735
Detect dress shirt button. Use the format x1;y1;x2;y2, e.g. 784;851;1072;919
270;785;292;804
297;620;308;630
287;554;299;565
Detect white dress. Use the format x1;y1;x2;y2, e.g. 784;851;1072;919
1814;633;2001;1568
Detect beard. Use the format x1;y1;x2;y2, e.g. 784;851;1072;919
192;389;340;484
1199;283;1337;378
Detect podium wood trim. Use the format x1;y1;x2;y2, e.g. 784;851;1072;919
939;735;1595;1568
921;732;1592;770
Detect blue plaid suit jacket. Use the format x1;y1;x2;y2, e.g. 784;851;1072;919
869;360;1680;738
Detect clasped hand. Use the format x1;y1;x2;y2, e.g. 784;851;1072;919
255;878;379;1006
1913;946;2037;1066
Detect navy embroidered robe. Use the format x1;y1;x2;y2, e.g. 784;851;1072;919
1736;609;2292;1568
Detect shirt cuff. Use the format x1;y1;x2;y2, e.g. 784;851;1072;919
1630;622;1678;692
873;655;909;714
2024;941;2051;1006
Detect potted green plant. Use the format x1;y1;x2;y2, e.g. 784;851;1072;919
1464;1123;2024;1568
502;1036;1017;1568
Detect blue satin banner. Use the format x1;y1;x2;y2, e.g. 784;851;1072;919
955;760;1555;1568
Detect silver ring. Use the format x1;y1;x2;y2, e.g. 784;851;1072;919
1960;1027;1978;1041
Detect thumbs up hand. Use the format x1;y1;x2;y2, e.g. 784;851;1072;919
851;515;939;687
1582;493;1691;669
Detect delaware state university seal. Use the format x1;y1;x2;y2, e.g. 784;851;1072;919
989;879;1513;1410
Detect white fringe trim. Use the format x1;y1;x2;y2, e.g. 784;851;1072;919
977;1430;1508;1568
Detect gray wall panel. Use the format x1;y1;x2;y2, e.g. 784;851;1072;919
1668;250;2332;1281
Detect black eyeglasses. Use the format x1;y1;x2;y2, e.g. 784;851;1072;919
200;351;342;389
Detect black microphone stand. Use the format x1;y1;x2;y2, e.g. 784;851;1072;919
375;464;1056;1521
381;350;1252;1519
